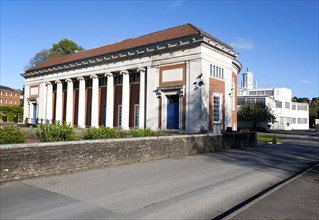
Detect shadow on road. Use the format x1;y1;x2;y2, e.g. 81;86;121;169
201;143;319;177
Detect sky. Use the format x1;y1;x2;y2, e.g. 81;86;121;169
1;0;318;98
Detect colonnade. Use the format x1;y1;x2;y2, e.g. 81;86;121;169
35;68;146;129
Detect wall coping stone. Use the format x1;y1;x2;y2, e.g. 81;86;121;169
0;133;220;149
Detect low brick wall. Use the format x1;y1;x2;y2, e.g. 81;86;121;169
0;133;256;183
222;132;257;148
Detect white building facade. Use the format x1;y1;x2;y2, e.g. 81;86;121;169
238;69;309;130
22;23;241;133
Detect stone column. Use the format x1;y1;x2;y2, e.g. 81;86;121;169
65;78;73;126
105;72;114;127
138;67;146;128
23;85;30;124
121;70;130;130
55;80;63;123
38;82;47;124
27;100;31;124
46;82;53;124
91;75;99;127
77;77;86;128
30;101;35;124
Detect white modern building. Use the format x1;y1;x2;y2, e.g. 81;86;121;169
22;23;242;133
238;69;309;130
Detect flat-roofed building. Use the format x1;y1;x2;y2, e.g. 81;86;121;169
238;69;309;130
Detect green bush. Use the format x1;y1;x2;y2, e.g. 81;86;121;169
82;127;120;140
0;125;26;144
126;128;155;137
0;106;23;123
239;128;251;133
36;122;79;142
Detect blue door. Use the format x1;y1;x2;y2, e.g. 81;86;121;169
167;95;179;129
32;104;37;124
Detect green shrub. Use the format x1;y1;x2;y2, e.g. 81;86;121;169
36;122;79;142
0;106;23;123
239;128;251;133
82;127;120;140
0;125;26;144
126;128;155;137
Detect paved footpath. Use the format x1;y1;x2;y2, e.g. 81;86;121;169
228;164;319;220
1;135;318;219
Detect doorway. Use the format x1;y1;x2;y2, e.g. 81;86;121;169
32;103;37;124
166;95;179;129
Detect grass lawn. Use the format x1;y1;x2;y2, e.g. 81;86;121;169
269;130;296;135
257;133;282;143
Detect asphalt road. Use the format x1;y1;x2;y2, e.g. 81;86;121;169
1;133;318;220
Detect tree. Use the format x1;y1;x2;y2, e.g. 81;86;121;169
49;39;84;59
309;97;319;127
238;102;276;131
291;96;310;103
24;49;50;70
25;39;84;70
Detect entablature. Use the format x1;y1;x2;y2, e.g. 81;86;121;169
22;35;204;79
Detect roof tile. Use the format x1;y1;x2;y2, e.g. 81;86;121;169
26;23;231;72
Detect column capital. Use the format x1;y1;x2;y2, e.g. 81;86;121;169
55;80;62;84
120;70;129;75
104;72;113;77
65;78;73;83
90;74;98;79
45;81;52;86
77;76;85;81
137;67;146;72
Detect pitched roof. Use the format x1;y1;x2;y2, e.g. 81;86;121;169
0;85;18;91
26;23;233;72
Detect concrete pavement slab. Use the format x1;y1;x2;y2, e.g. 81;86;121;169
229;164;319;220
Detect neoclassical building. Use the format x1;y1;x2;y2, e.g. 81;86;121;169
22;23;241;132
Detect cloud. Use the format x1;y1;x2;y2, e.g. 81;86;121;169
229;38;254;50
299;80;312;84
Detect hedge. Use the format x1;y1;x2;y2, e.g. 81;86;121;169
0;106;23;123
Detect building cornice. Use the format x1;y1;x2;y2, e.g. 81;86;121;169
232;59;242;73
202;36;238;57
22;34;238;79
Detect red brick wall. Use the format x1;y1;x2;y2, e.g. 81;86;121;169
85;89;92;126
113;85;122;127
52;92;56;122
209;78;225;130
99;87;107;126
0;89;20;106
129;83;140;127
62;91;67;122
73;90;79;126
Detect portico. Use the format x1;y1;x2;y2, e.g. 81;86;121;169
25;67;146;129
